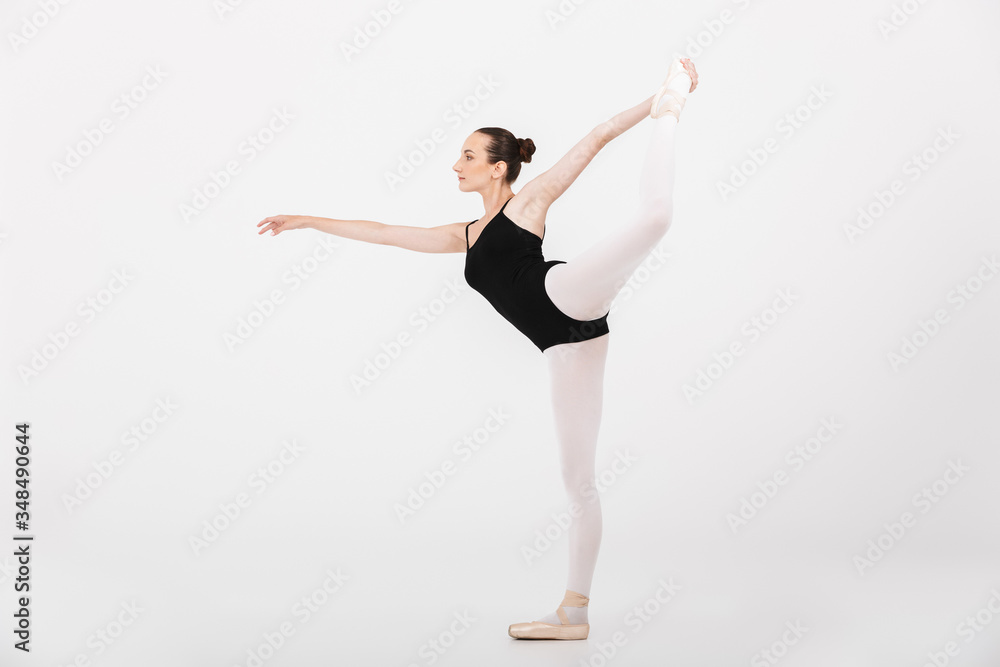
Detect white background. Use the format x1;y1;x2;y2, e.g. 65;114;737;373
2;0;999;665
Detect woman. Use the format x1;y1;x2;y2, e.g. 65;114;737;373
257;56;698;640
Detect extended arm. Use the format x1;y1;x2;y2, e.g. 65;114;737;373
257;214;468;253
516;94;655;215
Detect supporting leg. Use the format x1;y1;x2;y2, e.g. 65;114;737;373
532;335;609;627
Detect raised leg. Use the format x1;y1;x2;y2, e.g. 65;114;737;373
544;69;691;323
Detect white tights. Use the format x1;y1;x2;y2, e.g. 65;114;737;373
534;73;686;626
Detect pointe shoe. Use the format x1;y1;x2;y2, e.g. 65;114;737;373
508;590;590;640
650;55;691;120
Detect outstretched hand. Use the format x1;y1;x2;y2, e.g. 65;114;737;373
257;215;306;236
680;57;699;93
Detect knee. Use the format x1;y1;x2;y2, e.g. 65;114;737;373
561;467;598;498
639;198;673;235
564;482;601;511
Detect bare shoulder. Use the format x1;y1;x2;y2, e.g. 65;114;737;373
505;187;550;239
444;220;472;252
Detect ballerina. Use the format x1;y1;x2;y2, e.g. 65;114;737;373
257;55;698;640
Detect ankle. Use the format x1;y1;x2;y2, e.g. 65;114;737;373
559;589;590;624
561;605;589;625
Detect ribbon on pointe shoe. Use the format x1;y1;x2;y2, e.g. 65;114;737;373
650;56;690;120
555;590;589;625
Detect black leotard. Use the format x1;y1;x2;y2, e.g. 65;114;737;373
464;196;610;352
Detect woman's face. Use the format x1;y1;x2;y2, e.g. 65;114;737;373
453;132;505;192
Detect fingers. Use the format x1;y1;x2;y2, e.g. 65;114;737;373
256;216;283;235
680;58;699;92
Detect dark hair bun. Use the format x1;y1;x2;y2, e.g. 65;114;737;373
517;137;536;164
